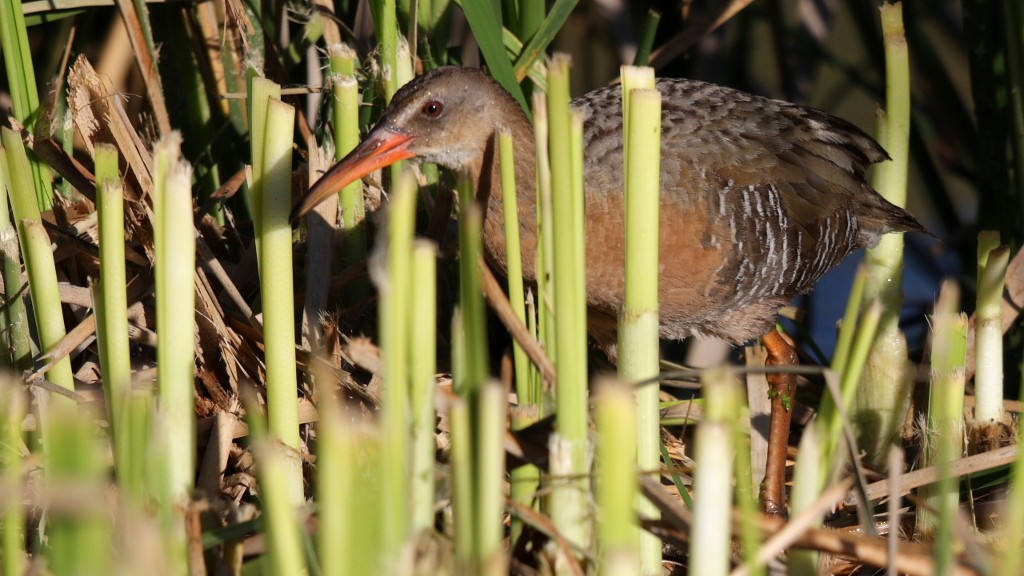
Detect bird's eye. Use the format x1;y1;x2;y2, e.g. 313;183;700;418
421;100;444;118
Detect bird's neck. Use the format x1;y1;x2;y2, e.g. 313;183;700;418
468;116;540;282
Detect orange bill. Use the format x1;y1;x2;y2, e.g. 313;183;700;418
290;127;416;222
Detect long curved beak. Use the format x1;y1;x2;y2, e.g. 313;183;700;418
290;127;416;222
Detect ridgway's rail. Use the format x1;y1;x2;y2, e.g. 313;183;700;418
291;66;925;515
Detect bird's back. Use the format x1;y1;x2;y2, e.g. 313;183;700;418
571;78;924;344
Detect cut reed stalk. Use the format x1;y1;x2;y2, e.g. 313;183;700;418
618;64;661;576
974;233;1009;424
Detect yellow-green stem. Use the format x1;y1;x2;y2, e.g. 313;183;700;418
2;128;73;393
546;54;590;556
95;144;133;485
596;379;639;576
260;98;302;502
410;240;438;534
618;65;661;576
916;281;967;572
379;169;417;563
689;367;740;576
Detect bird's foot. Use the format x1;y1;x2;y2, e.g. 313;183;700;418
760;329;798;517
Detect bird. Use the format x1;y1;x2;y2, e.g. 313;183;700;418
291;66;925;514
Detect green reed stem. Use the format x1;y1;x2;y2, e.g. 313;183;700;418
689;367;741;576
917;281;967;575
546;53;590;557
95;145;133;485
410;240;438;534
2;127;73;393
596;378;639;576
151;138;193;576
501;129;541;542
260;98;303;502
379;169;417;565
855;1;913;470
618;64;661;576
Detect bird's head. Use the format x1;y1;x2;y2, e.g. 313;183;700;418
291;67;522;221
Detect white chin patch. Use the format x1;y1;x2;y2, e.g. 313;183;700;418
425;148;476;172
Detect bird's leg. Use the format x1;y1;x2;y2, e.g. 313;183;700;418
759;328;798;516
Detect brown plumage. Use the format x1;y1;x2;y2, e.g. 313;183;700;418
293;66;924;353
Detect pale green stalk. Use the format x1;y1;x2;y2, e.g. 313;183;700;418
1;375;25;576
95;144;134;485
619;66;655;188
916;281;967;572
546;54;590;557
502;130;541;541
875;3;912;209
596;379;639;576
259;98;303;502
384;29;411;197
500;131;533;406
2;127;73;393
379;169;417;564
854;2;913;470
618;66;661;576
23;220;74;384
974;236;1009;423
453;177;501;570
571;110;586;369
255;441;309;576
689;367;740;576
788;424;822;575
410;240;438;534
152;137;195;574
